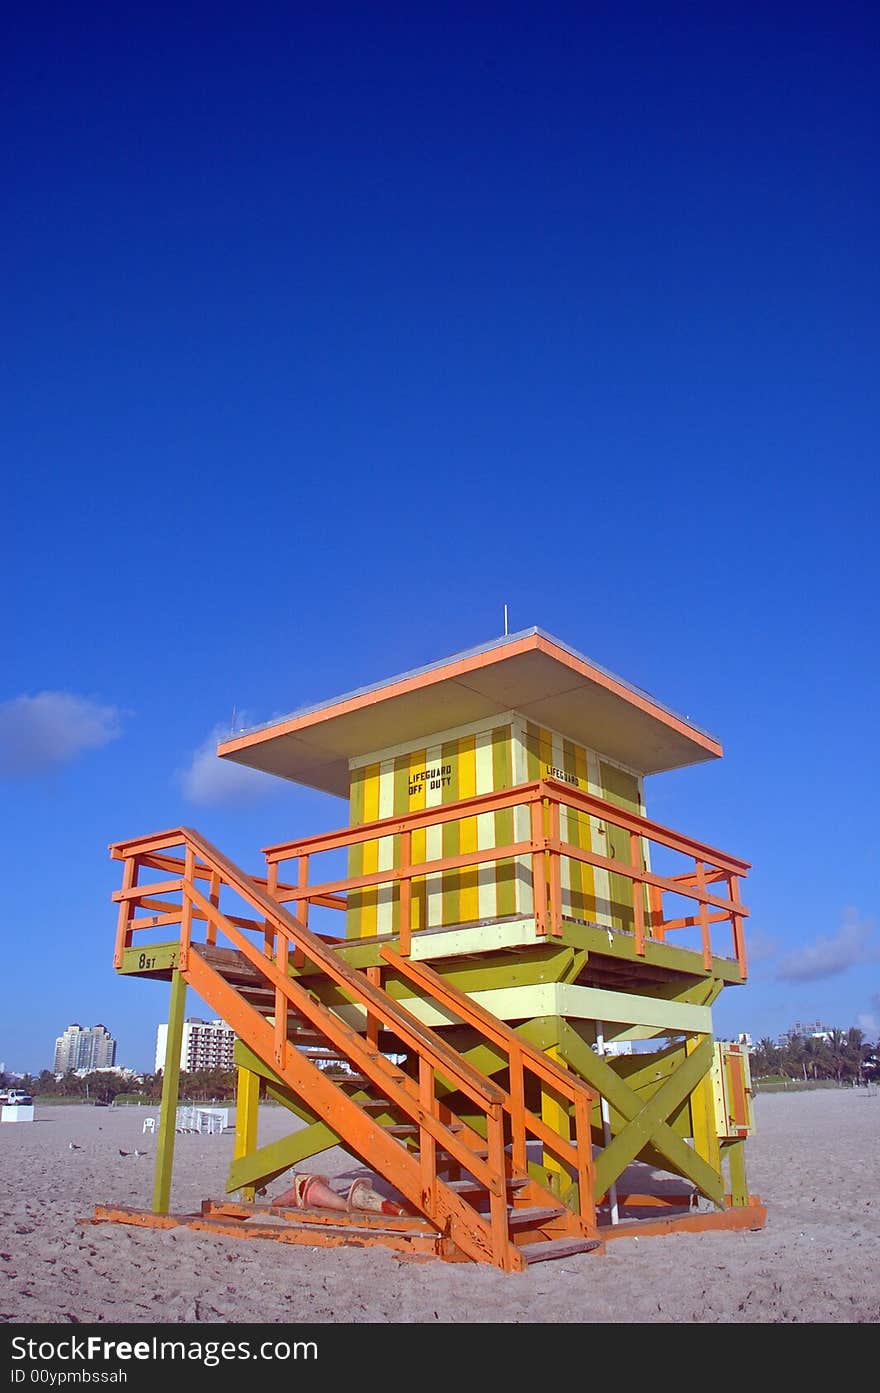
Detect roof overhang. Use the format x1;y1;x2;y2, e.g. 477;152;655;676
216;628;723;798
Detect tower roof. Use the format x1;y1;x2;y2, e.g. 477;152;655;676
216;628;722;798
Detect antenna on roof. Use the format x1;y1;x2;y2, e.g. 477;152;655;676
231;705;237;734
503;604;509;636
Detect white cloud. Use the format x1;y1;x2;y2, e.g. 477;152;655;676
743;929;780;965
179;723;282;805
776;909;880;983
0;691;123;775
857;995;880;1039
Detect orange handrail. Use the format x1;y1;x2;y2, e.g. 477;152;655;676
259;778;750;973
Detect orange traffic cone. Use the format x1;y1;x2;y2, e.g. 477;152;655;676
274;1173;348;1212
346;1177;407;1217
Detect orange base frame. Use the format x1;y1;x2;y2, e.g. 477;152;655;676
79;1201;469;1263
80;1194;764;1261
599;1195;767;1241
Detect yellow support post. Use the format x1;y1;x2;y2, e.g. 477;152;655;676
540;1040;570;1192
233;1065;261;1202
687;1035;721;1177
152;968;186;1214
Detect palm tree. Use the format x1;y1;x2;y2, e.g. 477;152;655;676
752;1037;780;1077
844;1028;870;1083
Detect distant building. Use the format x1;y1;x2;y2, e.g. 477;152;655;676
53;1024;117;1074
155;1018;236;1073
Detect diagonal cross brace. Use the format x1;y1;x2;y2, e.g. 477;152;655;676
558;1024;724;1207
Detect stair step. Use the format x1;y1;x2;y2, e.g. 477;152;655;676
507;1206;565;1228
384;1124;419;1136
520;1237;603;1265
446;1175;530;1194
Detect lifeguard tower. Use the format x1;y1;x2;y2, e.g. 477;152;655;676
93;629;765;1270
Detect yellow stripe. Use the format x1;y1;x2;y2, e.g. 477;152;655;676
440;739;461;925
408;747;427;931
493;725;516;918
346;767;365;938
540;1044;570;1176
359;762;380;937
458;734;478;923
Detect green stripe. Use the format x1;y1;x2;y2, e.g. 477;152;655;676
562;737;586;918
525;721;544;782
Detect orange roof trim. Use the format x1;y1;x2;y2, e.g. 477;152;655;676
217;628;723;798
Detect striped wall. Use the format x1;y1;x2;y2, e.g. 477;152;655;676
522;721;647;934
345;713;647;940
346;719;524;939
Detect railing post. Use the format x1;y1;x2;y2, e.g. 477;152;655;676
274;932;289;1070
509;1044;526;1173
294;855;309;969
530;795;547;936
486;1104;513;1271
264;861;277;958
695;860;712;970
366;965;382;1049
179;846;195;969
399;829;412;956
630;830;645;956
206;870;220;948
418;1055;437;1213
648;883;665;940
729;873;748;978
547;796;562;937
573;1086;595;1229
113;855;138;969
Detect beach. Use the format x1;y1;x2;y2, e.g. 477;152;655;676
0;1087;877;1325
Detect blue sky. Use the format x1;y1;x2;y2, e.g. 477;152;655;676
2;3;878;1075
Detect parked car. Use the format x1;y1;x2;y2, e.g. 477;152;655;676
0;1089;33;1106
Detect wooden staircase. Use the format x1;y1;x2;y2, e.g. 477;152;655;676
109;828;604;1271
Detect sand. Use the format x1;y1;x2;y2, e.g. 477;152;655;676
0;1088;877;1325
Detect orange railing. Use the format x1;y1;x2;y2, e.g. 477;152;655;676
262;776;750;976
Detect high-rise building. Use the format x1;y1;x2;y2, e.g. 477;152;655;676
53;1024;117;1074
154;1018;236;1074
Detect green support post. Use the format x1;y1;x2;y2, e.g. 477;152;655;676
152;968;186;1214
724;1138;749;1207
